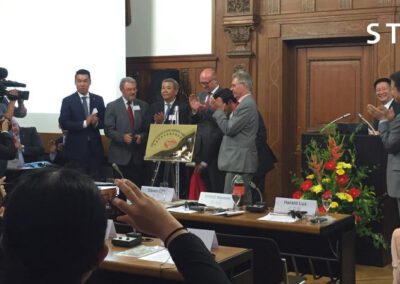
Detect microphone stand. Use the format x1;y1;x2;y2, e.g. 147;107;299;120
320;113;351;132
358;113;379;135
174;106;180;200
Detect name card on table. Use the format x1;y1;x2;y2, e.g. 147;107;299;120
198;192;234;209
274;197;317;216
188;228;218;250
141;186;176;202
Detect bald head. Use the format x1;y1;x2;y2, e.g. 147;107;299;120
199;68;219;93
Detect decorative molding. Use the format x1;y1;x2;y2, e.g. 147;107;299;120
302;0;315;12
224;25;255;57
281;20;372;38
378;0;391;5
233;64;247;73
227;0;251;14
339;0;352;9
267;0;280;15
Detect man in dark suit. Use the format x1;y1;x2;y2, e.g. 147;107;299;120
10;118;44;164
59;69;105;179
190;68;225;193
105;77;149;188
147;78;190;197
372;77;400;131
211;71;258;204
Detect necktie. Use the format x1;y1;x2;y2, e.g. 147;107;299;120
82;96;89;117
165;103;171;116
127;101;135;128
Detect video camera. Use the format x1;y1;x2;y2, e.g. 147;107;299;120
0;67;29;101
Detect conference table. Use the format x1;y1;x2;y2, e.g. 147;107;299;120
170;210;355;284
92;238;253;284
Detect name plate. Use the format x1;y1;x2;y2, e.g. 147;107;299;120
141;186;175;202
274;197;317;216
198;192;234;209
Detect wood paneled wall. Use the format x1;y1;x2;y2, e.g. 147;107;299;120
126;0;400;205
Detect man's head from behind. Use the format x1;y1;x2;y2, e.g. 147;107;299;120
214;88;237;115
2;167;108;283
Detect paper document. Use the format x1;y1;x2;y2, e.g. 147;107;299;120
258;213;299;223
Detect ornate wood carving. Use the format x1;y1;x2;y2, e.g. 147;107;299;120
227;0;251;14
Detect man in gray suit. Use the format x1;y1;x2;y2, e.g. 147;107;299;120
211;71;258;204
105;77;149;189
368;70;400;217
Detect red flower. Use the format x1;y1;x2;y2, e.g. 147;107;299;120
322;190;332;199
324;160;336;171
352;213;362;223
336;175;348;187
300;180;313;191
349;187;361;199
318;206;325;213
292;191;303;199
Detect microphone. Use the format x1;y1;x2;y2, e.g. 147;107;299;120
358;113;378;135
321;113;351;132
174;105;179;124
112;163;125;179
0;80;26;88
249;181;263;203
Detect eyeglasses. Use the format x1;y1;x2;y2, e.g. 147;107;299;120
288;210;307;219
199;79;214;86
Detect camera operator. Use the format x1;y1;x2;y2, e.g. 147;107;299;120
0;89;26;119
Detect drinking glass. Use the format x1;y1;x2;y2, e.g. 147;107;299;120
159;182;168;202
232;193;241;211
322;197;332;215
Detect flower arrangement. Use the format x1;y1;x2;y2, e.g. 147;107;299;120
291;124;386;248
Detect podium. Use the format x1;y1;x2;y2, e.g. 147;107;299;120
302;131;399;266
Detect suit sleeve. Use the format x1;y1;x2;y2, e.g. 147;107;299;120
379;117;400;154
59;98;85;131
213;103;254;137
104;103;124;143
22;127;45;158
168;233;231;284
0;132;17;160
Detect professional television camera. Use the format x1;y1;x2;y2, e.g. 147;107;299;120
0;67;29;101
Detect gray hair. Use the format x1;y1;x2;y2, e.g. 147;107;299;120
162;78;180;91
232;71;253;92
119;77;137;90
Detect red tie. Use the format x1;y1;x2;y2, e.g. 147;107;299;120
127;101;135;128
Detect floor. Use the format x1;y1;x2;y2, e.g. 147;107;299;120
289;263;393;283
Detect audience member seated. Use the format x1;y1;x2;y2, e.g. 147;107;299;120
1;167;230;284
48;128;68;166
8;118;45;167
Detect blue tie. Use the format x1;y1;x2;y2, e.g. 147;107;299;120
82;96;89;117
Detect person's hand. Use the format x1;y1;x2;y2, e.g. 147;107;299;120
194;163;205;173
154;112;165;124
134;134;142;144
49;140;57;154
0;117;10;132
189;94;201;112
367;104;392;120
123;133;133;144
112;179;184;243
210;96;224;111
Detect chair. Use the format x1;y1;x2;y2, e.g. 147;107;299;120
216;233;306;284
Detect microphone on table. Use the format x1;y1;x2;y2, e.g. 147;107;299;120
112;163;125;179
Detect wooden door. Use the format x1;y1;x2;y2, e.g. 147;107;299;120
294;44;374;174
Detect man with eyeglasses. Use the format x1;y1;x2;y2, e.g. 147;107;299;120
189;68;225;193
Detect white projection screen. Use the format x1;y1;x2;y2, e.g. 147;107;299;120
0;0;126;132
